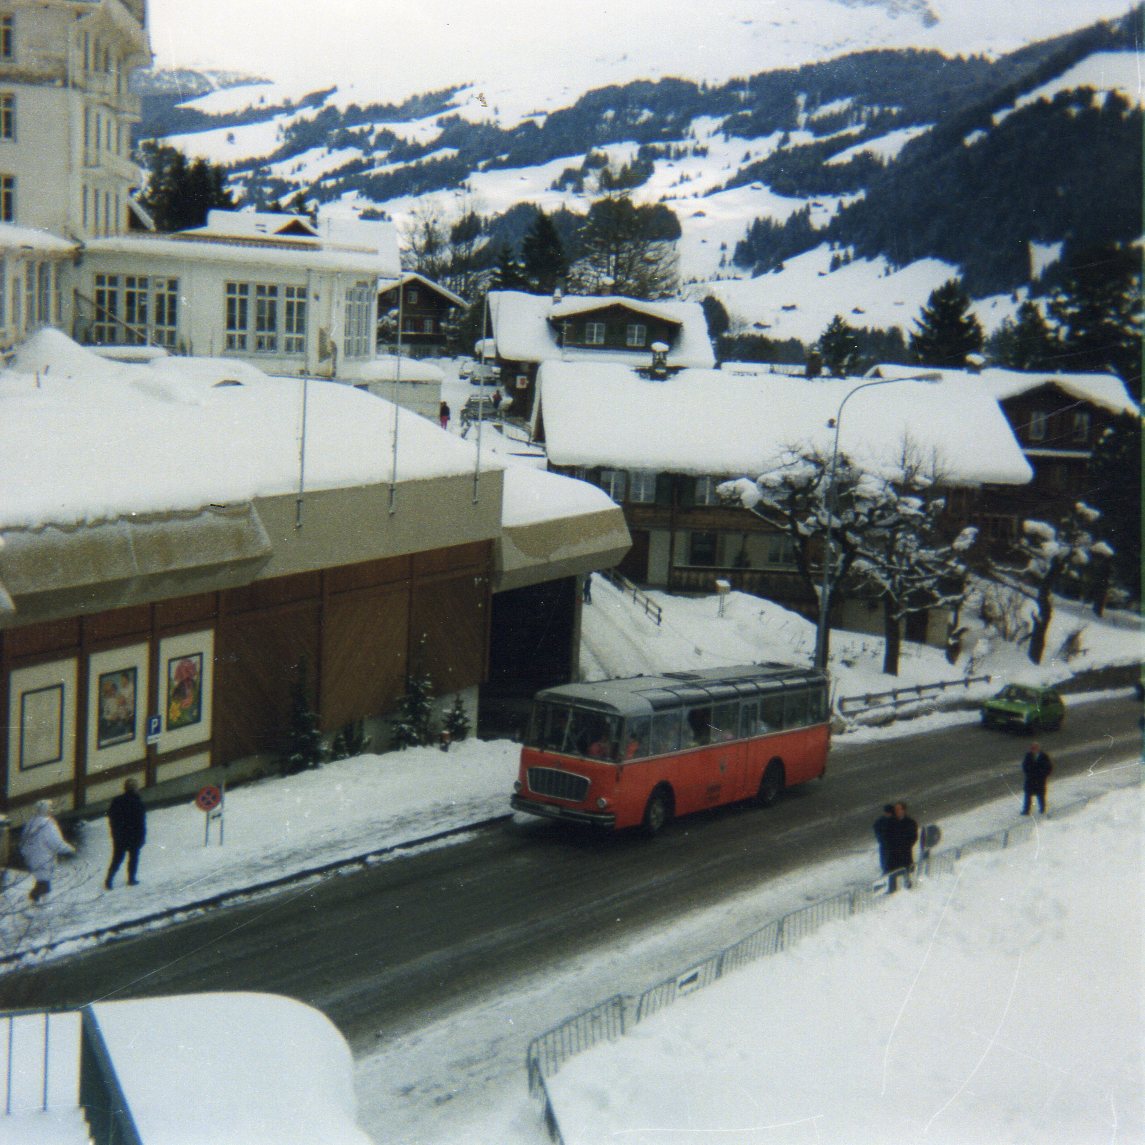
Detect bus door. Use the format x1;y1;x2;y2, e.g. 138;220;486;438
681;700;742;811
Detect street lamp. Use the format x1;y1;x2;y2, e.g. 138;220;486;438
813;373;942;671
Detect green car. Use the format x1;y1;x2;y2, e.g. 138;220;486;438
981;684;1065;732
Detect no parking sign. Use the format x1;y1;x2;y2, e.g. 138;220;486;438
196;784;225;845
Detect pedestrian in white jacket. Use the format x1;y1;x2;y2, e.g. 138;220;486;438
20;800;75;903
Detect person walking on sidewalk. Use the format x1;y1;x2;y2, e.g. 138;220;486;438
20;800;75;903
885;801;919;891
106;777;147;888
1020;742;1052;815
872;804;895;874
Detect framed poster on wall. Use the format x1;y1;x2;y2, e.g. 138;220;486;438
86;642;150;775
158;629;214;754
5;657;78;802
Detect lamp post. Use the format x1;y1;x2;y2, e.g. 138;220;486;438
813;373;941;671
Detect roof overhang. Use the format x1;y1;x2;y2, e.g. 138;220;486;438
0;504;272;626
494;505;631;593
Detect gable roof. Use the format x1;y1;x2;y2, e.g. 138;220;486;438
382;272;468;310
488;290;715;369
535;362;1032;487
867;363;1140;417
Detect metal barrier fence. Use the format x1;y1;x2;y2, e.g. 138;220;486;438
838;674;992;715
525;793;1108;1141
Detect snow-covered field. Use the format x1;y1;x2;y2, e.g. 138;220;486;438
2;566;1140;1142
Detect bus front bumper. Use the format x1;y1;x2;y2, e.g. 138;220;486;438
511;794;616;828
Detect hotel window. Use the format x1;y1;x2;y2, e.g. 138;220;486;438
628;470;658;504
598;469;627;501
1;16;12;61
283;285;306;354
93;274;120;342
225;282;250;350
1028;410;1047;442
0;174;13;222
1072;410;1091;444
343;282;373;359
406;287;419;305
764;533;797;568
152;278;178;347
625;322;647;348
23;262;32;329
0;257;6;326
254;284;279;352
36;261;49;326
584;320;606;345
0;93;14;141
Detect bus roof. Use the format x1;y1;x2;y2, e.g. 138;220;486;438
534;663;828;716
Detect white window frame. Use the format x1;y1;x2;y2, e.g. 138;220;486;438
625;322;647;348
694;476;723;506
0;93;14;141
283;285;306;354
584;320;606;345
629;470;657;504
1071;410;1091;444
599;469;627;501
1028;410;1047;442
343;281;374;359
0;173;13;222
254;284;279;353
225;281;250;351
0;16;12;61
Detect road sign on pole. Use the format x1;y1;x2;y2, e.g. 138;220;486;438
196;785;224;845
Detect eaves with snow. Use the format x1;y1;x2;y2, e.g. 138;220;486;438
535;361;1033;487
488;290;716;369
0;332;626;620
868;362;1140;417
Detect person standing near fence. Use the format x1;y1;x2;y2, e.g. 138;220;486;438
1020;742;1052;815
885;801;918;891
105;777;147;889
873;804;895;874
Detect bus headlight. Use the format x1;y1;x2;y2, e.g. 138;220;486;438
513;780;522;793
596;796;610;809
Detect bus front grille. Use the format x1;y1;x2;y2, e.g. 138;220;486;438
527;767;590;802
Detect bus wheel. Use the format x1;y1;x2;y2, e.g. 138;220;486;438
642;787;673;837
757;760;785;808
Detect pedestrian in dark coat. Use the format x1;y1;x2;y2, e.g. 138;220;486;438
873;804;895;873
1020;742;1052;814
105;778;146;889
885;802;919;890
438;400;450;430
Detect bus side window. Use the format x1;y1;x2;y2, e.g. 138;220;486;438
807;687;827;724
760;692;784;731
623;716;650;760
651;710;682;755
740;700;759;737
784;688;808;728
711;701;740;741
685;706;711;746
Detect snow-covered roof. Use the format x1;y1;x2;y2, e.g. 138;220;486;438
0;222;77;255
385;271;468;309
0;330;492;531
356;355;445;384
488;290;715;368
190;208;321;240
536;362;1032;486
868;363;1140;417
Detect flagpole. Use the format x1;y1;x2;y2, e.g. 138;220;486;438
389;276;404;514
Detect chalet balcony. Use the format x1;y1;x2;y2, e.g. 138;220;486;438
667;564;814;609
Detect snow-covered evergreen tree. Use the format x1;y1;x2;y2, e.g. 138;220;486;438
996;502;1113;665
391;669;436;749
442;695;471;743
910;278;984;367
285;659;325;773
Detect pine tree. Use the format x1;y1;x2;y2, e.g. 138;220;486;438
987;300;1059;370
909;279;984;368
1087;413;1141;594
284;660;324;773
391;670;435;749
1048;242;1143;400
138;143;235;232
817;315;863;377
491;242;529;291
521;210;569;294
571;194;680;299
442;695;471;742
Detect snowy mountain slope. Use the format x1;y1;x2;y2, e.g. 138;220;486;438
139;6;1142;347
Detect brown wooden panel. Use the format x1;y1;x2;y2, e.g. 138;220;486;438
83;605;151;643
2;617;81;661
412;540;491;579
221;571;322;615
410;571;488;695
325;555;410;596
215;603;320;763
154;593;217;630
320;585;410;731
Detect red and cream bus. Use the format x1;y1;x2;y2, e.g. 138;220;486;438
511;663;829;835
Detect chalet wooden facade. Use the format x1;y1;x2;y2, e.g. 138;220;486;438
487;290;715;418
378;272;467;357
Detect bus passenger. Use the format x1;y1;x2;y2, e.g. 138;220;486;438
624;735;641;760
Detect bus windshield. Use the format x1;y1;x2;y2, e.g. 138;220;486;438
526;702;622;761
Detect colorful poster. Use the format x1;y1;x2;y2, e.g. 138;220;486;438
97;666;137;748
167;652;203;730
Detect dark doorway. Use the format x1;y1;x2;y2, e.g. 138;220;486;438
617;529;650;582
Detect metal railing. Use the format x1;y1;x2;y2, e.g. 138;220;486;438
838;673;992;715
525;792;1108;1141
600;569;662;625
